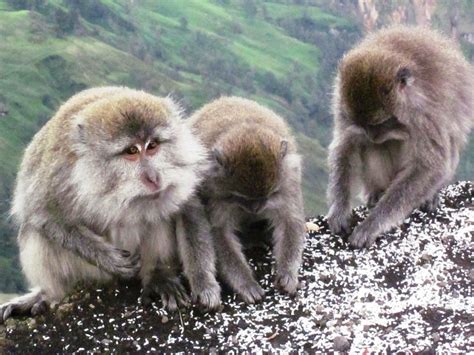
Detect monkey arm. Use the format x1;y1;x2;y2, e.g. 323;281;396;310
327;132;360;234
175;197;221;309
270;190;305;295
40;220;140;278
349;162;445;248
213;224;265;304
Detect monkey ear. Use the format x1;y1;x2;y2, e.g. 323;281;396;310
279;140;288;160
396;67;414;89
71;114;87;144
213;148;225;167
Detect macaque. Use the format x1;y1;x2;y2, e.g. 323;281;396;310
327;26;474;248
189;97;305;303
0;86;220;322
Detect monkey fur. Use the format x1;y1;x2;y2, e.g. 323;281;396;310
189;97;305;303
327;26;474;248
0;86;220;322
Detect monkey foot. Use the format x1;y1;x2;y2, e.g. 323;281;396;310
275;271;299;296
141;276;190;311
192;281;221;310
0;290;49;323
236;281;265;304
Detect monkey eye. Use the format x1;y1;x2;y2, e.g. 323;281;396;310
124;145;139;155
147;139;160;150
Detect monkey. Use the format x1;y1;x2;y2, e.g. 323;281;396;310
327;25;474;249
188;97;306;303
0;86;221;322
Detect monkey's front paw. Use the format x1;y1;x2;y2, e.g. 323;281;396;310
192;281;221;310
327;207;351;235
275;271;299;296
348;226;378;249
104;248;141;279
141;276;190;311
237;281;265;304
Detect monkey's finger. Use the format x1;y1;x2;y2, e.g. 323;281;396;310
194;288;221;310
177;290;191;307
31;300;48;317
129;252;141;265
275;273;299;296
2;304;13;322
116;248;131;258
163;294;178;311
240;283;265;304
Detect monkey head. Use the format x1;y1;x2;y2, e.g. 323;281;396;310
211;125;288;214
70;91;206;220
339;49;413;143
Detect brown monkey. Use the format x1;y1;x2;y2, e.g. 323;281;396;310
188;97;305;303
0;87;220;322
327;26;474;248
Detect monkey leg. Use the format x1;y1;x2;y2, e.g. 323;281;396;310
0;227;114;322
139;221;190;311
176;199;221;310
214;226;265;304
349;166;444;248
270;195;305;296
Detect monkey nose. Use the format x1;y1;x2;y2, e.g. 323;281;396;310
141;172;160;192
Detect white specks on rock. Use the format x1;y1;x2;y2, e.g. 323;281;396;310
3;182;472;353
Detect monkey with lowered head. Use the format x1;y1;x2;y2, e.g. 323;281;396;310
327;26;474;248
0;87;221;322
189;97;305;303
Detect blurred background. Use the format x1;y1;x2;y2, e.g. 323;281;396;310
0;0;472;294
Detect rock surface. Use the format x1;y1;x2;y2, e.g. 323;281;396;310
1;182;472;353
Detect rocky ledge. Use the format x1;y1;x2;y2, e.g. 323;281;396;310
1;182;472;353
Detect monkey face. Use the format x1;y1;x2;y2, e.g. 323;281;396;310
339;50;413;144
70;93;206;214
224;193;269;214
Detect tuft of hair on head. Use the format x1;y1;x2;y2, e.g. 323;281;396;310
213;125;288;198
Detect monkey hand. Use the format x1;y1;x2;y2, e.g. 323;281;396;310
326;204;352;235
141;275;190;311
348;223;378;249
275;270;299;296
191;279;221;310
100;247;141;279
